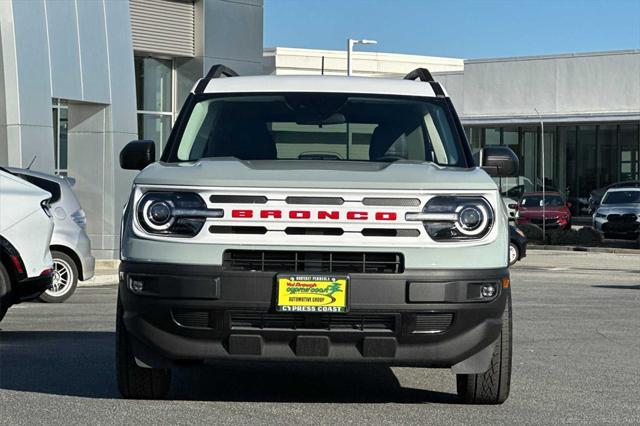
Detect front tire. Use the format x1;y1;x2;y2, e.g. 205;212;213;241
116;296;171;399
456;292;512;404
0;263;11;322
508;243;519;266
38;251;78;303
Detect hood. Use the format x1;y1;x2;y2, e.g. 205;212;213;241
596;204;640;215
134;159;497;191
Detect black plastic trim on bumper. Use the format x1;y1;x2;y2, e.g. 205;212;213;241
119;261;509;369
13;274;52;302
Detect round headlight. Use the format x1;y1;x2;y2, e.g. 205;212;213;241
142;200;174;230
455;204;489;236
459;206;482;230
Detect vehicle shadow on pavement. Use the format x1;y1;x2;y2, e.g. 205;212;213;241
0;331;458;404
592;284;640;290
171;362;459;404
0;331;118;398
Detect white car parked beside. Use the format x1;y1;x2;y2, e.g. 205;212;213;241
0;168;54;321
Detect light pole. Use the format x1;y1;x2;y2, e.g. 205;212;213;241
347;38;377;76
534;108;546;242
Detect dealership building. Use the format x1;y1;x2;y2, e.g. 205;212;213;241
265;48;640;213
0;0;638;259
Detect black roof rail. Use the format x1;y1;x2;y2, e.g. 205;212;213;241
205;64;239;79
194;64;239;94
403;67;445;98
403;68;435;82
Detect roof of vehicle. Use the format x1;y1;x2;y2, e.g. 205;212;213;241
6;167;67;184
604;187;640;193
521;191;563;197
198;75;445;98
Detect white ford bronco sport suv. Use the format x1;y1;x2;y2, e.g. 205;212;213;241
118;66;519;403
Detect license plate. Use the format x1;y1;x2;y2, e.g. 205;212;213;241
276;275;349;313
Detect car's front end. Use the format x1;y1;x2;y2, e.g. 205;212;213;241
120;171;510;369
116;71;518;403
594;206;640;240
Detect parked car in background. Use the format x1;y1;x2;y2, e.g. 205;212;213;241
509;225;527;266
515;192;572;230
8;168;95;303
503;197;518;221
588;181;640;214
593;188;640;241
0;169;54;321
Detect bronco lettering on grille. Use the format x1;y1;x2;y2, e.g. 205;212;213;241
230;209;397;221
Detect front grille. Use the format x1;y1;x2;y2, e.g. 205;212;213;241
229;312;396;332
362;197;421;206
607;213;637;223
413;313;454;334
223;250;404;273
172;309;211;329
531;217;559;226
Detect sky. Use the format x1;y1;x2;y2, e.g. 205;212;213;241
264;0;640;59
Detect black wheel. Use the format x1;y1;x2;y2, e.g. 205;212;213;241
0;262;10;322
116;296;171;399
456;292;512;404
508;243;519;266
38;251;78;303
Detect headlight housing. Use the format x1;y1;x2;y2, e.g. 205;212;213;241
136;192;223;237
406;196;494;241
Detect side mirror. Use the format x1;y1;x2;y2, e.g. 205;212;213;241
474;146;519;177
120;140;156;170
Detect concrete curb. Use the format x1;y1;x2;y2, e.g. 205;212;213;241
80;273;118;287
96;259;120;270
529;244;640;254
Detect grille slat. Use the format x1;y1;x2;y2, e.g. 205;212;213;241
230;312;396;332
413;313;454;334
285;196;344;205
172;310;211;329
362;197;421;207
223;250;404;273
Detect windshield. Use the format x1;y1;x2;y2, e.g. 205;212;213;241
166;94;467;166
520;195;565;208
602;190;640;205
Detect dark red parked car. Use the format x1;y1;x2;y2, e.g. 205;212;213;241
516;192;572;230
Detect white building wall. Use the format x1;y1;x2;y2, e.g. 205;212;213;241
436;50;640;124
264;47;464;77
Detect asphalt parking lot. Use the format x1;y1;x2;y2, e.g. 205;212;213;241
1;251;638;425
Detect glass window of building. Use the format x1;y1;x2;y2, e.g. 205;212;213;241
483;128;501;145
576;126;597;210
52;98;69;176
464;127;482;154
557;126;577;206
619;124;640;181
597;125;618;188
501;128;520;198
135;56;174;155
540;129;556;191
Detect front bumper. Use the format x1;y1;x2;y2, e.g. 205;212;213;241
594;217;640;238
13;273;53;303
119;261;509;372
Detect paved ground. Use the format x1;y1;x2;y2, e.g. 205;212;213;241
1;251;638;425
